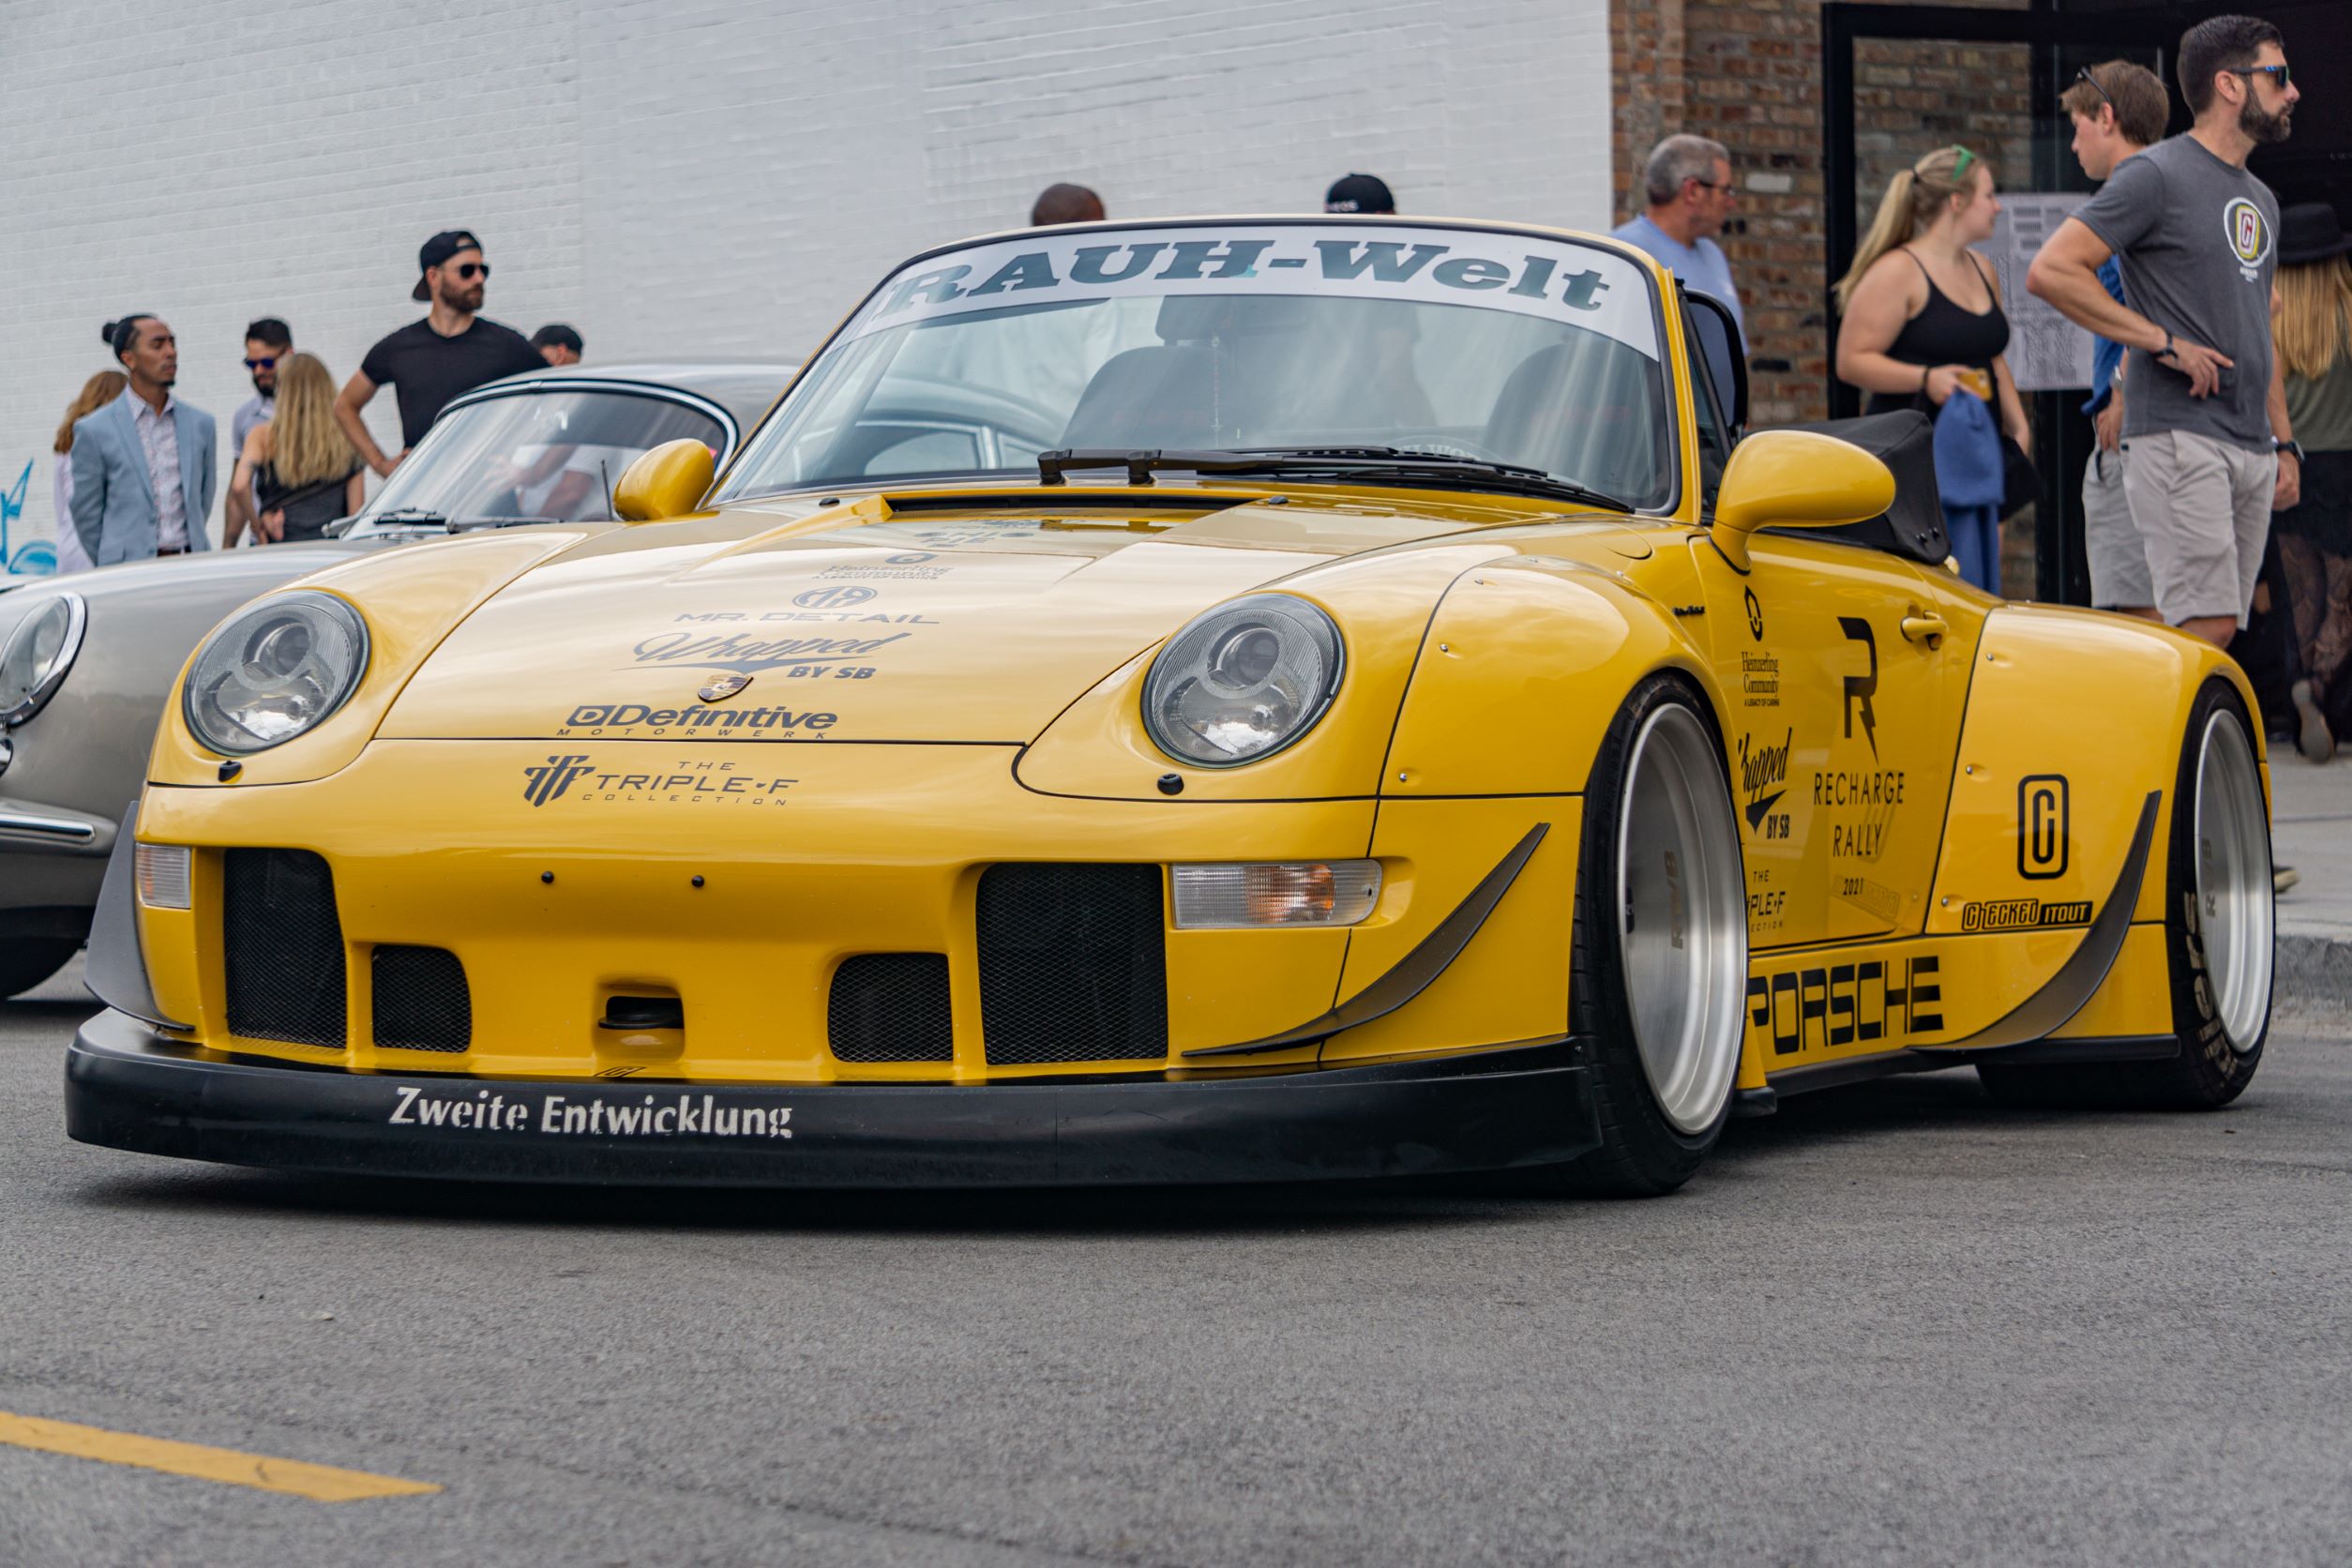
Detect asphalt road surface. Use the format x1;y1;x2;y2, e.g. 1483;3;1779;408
5;962;2348;1567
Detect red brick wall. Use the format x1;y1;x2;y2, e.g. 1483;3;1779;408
1612;0;2029;425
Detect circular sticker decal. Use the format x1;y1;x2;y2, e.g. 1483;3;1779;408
2224;198;2271;267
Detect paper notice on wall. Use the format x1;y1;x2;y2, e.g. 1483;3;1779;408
1976;194;2094;392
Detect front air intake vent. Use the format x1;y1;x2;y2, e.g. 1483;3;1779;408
372;945;473;1053
977;864;1168;1065
223;848;346;1048
828;954;954;1063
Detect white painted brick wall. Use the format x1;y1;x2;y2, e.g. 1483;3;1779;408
0;0;1609;560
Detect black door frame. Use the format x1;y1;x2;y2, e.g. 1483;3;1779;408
1821;2;2179;602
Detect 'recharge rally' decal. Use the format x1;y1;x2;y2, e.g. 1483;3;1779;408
839;224;1663;359
389;1085;792;1140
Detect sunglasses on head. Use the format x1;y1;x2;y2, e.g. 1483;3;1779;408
2073;66;2116;110
242;355;279;370
2227;62;2290;90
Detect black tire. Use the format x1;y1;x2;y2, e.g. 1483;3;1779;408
1528;673;1745;1196
0;939;79;1000
1978;679;2271;1110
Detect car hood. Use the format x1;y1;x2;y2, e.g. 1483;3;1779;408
376;495;1502;744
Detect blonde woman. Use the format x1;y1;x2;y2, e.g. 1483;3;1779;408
49;369;128;574
2273;203;2352;760
232;352;364;543
1834;146;2033;593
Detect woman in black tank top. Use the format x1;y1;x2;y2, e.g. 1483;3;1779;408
1833;145;2034;593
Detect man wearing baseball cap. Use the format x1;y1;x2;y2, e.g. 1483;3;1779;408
1324;173;1395;214
333;230;544;477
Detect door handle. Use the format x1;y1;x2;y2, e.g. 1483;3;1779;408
1900;614;1949;647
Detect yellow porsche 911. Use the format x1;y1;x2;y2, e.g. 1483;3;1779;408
68;218;2273;1193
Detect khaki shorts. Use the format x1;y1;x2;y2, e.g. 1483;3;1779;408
2081;445;2153;611
2118;429;2275;626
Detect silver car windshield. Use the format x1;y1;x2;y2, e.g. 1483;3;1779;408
349;389;727;532
715;223;1672;509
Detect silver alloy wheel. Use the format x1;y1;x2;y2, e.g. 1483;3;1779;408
2192;708;2273;1051
1615;703;1749;1134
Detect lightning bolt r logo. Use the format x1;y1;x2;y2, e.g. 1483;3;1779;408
1839;617;1878;759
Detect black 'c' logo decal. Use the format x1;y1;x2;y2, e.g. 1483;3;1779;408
2019;775;2069;879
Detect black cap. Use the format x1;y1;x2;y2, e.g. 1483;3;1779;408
413;230;483;301
1323;173;1395;215
2279;203;2352;267
530;323;582;354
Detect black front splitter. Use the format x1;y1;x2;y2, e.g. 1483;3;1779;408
65;1009;1598;1188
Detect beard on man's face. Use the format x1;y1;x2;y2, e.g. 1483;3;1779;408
438;279;486;312
2240;91;2293;145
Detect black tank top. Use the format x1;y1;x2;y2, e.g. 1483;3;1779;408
1862;249;2011;418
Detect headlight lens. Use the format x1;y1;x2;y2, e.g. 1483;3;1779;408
1143;594;1344;767
0;591;87;727
183;591;369;755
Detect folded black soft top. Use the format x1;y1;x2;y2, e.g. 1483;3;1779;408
1778;410;1947;566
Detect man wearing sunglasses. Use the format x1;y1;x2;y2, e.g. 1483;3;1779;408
224;317;291;547
2028;15;2300;651
334;230;543;478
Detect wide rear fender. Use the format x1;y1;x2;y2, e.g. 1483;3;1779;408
1923;605;2260;930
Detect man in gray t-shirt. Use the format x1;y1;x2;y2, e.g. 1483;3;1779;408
2027;14;2301;647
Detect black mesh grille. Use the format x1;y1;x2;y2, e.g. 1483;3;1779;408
372;945;473;1053
223;848;346;1049
977;863;1167;1065
828;954;954;1063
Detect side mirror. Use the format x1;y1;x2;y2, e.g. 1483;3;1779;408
612;440;716;523
1710;430;1894;571
1685;292;1748;433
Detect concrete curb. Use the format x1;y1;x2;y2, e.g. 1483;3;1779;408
2277;933;2352;1017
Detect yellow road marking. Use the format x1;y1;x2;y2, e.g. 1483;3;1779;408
0;1410;440;1502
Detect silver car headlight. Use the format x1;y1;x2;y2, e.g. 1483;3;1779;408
183;591;370;755
0;590;87;728
1143;594;1344;767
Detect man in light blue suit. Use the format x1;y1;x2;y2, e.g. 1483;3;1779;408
70;315;216;565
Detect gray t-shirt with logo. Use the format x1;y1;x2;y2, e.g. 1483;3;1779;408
2074;134;2278;451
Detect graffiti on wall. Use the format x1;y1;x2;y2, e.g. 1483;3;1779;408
0;462;57;575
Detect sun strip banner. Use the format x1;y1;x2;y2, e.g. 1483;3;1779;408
842;224;1662;361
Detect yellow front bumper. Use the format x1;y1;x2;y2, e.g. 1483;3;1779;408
134;742;1577;1085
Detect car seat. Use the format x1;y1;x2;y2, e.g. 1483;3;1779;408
1483;337;1664;505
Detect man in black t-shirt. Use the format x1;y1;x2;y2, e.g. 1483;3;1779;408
334;230;545;476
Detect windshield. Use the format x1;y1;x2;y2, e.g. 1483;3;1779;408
351;388;728;531
715;224;1674;509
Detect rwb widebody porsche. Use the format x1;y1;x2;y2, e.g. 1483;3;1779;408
68;219;2274;1191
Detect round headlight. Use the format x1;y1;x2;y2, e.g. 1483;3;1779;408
1143;595;1345;767
183;591;369;755
0;591;87;728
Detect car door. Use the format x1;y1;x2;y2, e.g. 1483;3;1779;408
1690;531;1978;951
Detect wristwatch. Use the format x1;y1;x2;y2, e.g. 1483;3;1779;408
2152;331;2179;361
2274;438;2304;463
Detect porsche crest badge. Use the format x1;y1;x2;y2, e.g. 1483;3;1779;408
698;673;753;703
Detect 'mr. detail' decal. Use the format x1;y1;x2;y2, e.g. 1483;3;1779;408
841;225;1662;362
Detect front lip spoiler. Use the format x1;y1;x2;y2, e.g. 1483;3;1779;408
66;1010;1597;1189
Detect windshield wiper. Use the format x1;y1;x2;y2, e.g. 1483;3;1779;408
358;507;450;530
1034;447;1634;513
444;516;562;533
